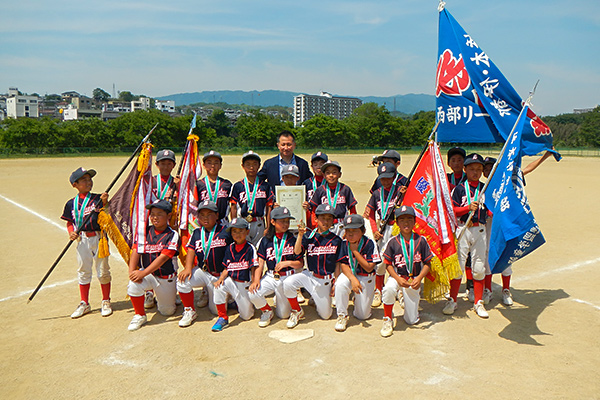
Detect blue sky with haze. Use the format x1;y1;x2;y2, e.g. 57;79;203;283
1;0;598;115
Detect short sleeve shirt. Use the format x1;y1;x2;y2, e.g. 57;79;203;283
187;223;232;275
451;181;488;225
383;233;433;277
195;177;233;220
366;186;401;221
61;193;102;231
370;173;408;194
222;242;259;282
230;179;274;218
135;225;180;277
152;175;178;201
309;183;358;219
338;237;382;275
257;233;303;274
300;231;343;276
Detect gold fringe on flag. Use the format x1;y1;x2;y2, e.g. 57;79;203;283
98;209;132;264
130;142;153;215
423;253;460;303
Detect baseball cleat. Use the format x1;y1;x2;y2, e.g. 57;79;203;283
334;315;349;332
211;317;229;332
286;309;304;329
258;309;274;328
372;289;382;308
380;317;393;337
101;300;113;317
474;300;489;319
442;299;457;315
128;314;147;331
483;289;493;305
179;307;197;327
196;289;209;308
71;301;91;319
502;289;513;306
144;291;155;309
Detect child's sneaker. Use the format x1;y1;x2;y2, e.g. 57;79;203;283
144;291;155;309
258;309;274;328
128;314;147;331
296;290;305;303
483;289;493;305
196;289;209;308
286;309;304;329
474;300;489;319
442;299;457;315
71;301;91;319
334;315;349;332
211;317;229;332
100;300;112;317
380;316;393;337
179;307;197;327
467;288;475;303
372;289;382;307
502;289;513;306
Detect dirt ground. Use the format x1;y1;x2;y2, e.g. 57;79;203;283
0;152;599;399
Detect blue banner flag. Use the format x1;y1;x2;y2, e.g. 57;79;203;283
436;6;559;159
190;112;197;130
483;105;546;274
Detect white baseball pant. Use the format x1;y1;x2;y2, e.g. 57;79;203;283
375;224;394;275
334;273;376;320
213;278;254;320
283;270;333;320
382;278;421;325
247;219;265;247
456;225;489;280
76;234;111;285
248;271;292;318
128;274;177;316
177;267;219;315
485;217;512;276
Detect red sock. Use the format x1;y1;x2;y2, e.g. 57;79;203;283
383;303;394;319
79;283;90;304
179;291;195;310
100;282;111;301
465;267;473;280
130;295;146;316
473;279;484;303
376;274;384;292
260;304;272;312
216;303;228;319
502;274;511;290
287;297;301;312
449;278;461;302
485;274;492;291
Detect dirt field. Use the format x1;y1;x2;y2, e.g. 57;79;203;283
1;152;599;399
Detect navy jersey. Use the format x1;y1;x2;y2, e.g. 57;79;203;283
222;242;258;282
302;176;325;203
339;237;382;275
135;225;180;277
257;232;302;273
230;179;273;218
369;173;408;195
195;177;232;221
447;172;467;190
451;181;488;225
61;192;102;231
152;175;178;201
366;185;401;222
309;182;357;219
187;223;233;275
383;233;433;277
300;231;343;276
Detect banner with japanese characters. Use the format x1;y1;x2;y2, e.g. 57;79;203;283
435;6;558;158
483;105;546;273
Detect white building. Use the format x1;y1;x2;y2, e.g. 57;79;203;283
6;87;39;118
293;91;362;127
155;100;175;113
131;97;151;112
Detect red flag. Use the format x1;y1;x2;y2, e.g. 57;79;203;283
177;134;202;262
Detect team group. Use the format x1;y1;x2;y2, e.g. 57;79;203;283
61;131;545;337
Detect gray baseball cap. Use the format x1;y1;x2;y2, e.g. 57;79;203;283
395;205;416;218
197;200;218;212
343;214;365;229
226;217;250;232
320;160;341;173
315;203;335;216
377;162;397;179
203;150;222;162
242;151;261;163
146;199;173;213
281;164;300;177
69;167;96;184
377;149;401;162
156;149;176;163
271;206;295;220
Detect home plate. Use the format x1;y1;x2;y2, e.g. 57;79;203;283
268;329;314;343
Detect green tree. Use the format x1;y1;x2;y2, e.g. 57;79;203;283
297;114;353;148
234;111;293;147
579;106;600;147
92;88;111;102
118;91;134;102
206;109;232;137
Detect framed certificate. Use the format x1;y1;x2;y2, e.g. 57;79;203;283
275;185;306;229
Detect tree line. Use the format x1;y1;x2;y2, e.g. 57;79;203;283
0;103;598;153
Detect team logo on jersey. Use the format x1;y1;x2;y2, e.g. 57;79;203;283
436;49;471;97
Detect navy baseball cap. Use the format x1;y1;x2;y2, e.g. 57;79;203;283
197;200;218;212
447;147;466;162
242;151;261;163
395;205;416;218
146;199;173;213
377;162;397;179
156;149;176;163
464;153;485;166
311;151;328;162
227;217;250;232
281;164;300;177
484;156;497;166
320;160;341;173
271;206;295;220
315;203;335;216
203;150;222;162
69;167;96;184
377;149;401;162
343;214;365;229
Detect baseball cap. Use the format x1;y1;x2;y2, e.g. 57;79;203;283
343;214;365;229
156;149;176;163
315;203;335;216
377;162;397;179
271;206;295;220
146;199;173;213
395;205;416;218
377;149;401;162
203;150;222;162
447;147;466;162
197;200;218;212
242;151;261;163
464;153;485;166
226;217;250;232
281;164;300;177
484;157;497;166
320;160;342;173
311;151;328;162
69;167;96;184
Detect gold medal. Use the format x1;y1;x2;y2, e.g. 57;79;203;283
245;213;253;222
273;272;280;281
407;277;414;284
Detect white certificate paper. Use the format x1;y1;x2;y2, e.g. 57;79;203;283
275;185;306;229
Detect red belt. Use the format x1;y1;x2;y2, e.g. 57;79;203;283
208;271;220;278
357;272;374;277
156;273;176;280
232;278;249;283
82;231;98;237
271;269;294;277
311;272;333;279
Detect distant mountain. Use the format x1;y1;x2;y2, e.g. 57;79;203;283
156;90;435;114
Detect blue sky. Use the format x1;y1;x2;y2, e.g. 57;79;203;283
1;0;598;115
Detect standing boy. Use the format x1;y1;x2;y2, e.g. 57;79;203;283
369;149;408;195
152;149;178;202
196;150;232;225
61;167;111;319
302;152;328;230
